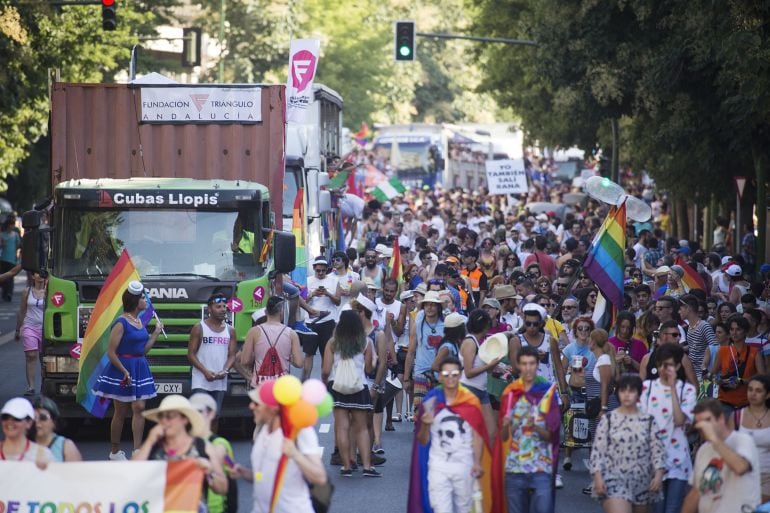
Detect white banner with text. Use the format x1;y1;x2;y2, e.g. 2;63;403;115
485;159;528;195
140;87;262;123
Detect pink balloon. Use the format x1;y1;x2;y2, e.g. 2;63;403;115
259;380;280;407
301;379;328;406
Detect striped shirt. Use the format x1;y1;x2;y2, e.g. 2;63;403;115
687;320;716;382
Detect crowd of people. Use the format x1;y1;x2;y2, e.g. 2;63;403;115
3;170;770;513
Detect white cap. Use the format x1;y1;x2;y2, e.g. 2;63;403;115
313;257;328;267
189;392;218;414
444;312;467;329
522;302;547;319
127;280;144;296
721;256;733;266
1;397;35;420
725;264;743;277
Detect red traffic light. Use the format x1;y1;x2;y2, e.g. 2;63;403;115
102;0;115;5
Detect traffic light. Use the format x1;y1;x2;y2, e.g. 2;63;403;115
394;21;415;61
182;28;202;67
102;0;117;31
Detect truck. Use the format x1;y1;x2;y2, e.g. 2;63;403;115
284;85;343;285
21;81;295;419
372;123;523;190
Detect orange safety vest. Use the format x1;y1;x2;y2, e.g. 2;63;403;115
462;267;483;292
458;288;469;310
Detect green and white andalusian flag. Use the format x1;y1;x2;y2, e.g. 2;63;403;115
371;177;407;202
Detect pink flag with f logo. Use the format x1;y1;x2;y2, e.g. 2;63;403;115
286;39;320;123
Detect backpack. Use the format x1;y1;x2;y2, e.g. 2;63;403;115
332;354;364;395
255;326;287;384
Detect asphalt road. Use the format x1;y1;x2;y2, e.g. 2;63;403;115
0;275;601;512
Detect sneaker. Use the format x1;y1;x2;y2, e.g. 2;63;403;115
582;485;592;495
339;468;353;477
358;453;386;466
291;321;317;336
108;450;127;461
562;457;572;471
372;444;385;455
330;451;342;466
391;413;402;422
23;388;35;397
362;468;382;478
555;474;564;489
349;460;358;471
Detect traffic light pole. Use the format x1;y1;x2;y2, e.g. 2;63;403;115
416;32;537;46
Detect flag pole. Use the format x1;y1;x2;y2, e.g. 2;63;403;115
153;311;167;339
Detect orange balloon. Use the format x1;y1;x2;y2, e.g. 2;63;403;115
287;399;318;429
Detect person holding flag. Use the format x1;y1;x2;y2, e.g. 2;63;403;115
409;356;492;513
492;345;562;513
92;280;164;460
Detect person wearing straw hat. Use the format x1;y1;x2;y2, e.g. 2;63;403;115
404;291;445;415
235;385;326;512
134;395;228;503
93;280;164;461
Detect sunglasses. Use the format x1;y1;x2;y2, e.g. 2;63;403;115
440;370;461;378
556;282;569;287
428;279;446;286
525;321;541;327
314;268;327;273
35;412;52;422
332;257;344;262
576;326;591;332
211;296;228;304
1;414;25;422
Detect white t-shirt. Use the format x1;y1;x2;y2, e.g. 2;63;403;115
250;426;323;513
374;298;402;339
334;269;359;319
633;242;647;270
690;431;760;513
340;193;365;219
428;408;474;471
307;274;339;324
593;353;611;383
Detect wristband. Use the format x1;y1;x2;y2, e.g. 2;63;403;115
601;406;608;411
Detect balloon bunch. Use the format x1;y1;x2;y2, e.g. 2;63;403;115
259;375;333;434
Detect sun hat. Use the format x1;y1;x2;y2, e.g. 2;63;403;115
399;290;414;301
478;333;508;364
1;397;35;420
493;284;520;300
127;280;144;296
444;312;468;329
725;264;743;277
355;293;377;313
415;283;428;295
482;298;502;310
419;290;443;304
189;392;218;415
654;265;671;277
142;395;206;437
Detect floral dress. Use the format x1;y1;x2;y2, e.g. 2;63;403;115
589;410;666;505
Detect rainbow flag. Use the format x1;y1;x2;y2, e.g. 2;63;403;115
582;202;627;310
353;121;372;146
407;385;493;513
164;460;204;513
76;250;141;417
290;188;307;287
138;290;156;327
389;244;403;283
675;256;706;292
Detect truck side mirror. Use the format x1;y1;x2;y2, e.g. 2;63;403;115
273;231;296;274
21;210;42;273
318;191;331;214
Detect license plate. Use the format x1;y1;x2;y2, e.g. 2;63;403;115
155;382;182;394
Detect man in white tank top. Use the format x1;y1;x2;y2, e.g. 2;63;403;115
188;293;237;413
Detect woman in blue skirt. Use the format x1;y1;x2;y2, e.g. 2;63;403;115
93;280;163;460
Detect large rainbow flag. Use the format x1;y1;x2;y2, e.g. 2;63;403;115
164;460;204;513
582;201;627;310
290;187;307;287
76;250;141;417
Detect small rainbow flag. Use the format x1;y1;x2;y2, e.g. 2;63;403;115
353;121;372;146
389;244;403;284
583;202;627;310
290;188;307;287
76;250;141;417
675;256;706;292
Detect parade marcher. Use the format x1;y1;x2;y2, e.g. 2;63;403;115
394;289;416;422
679;294;717;382
188;292;237;412
639;344;697;513
241;296;303;388
0;397;52;467
404;291;446;415
608;311;647;374
16;269;47;396
135;395;228;510
360;247;386;290
590;374;666;512
410;356;491;513
93;280;163;460
493;346;562;513
461;248;489;306
682;398;760;513
236;386;327;513
496;284;523;332
639;320;698;387
482;297;511;336
332;250;358;312
431;312;466;370
306;256;341;380
584;328;619;448
728;374;770;503
190;392;238;513
33;396;82;462
0;216;21;301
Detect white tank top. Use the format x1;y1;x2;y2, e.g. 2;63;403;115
190;321;231;391
520;332;555;383
460;335;488;391
23;287;45;327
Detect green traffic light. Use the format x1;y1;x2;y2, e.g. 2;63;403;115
399;46;411;57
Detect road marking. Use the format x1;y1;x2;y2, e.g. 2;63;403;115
0;331;15;347
319;423;330;434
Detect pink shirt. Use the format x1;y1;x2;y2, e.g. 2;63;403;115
608;336;647;364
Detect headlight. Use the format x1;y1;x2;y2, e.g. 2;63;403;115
57;384;77;396
43;356;80;373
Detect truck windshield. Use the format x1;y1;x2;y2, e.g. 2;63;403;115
56;208;264;280
373;140;432;174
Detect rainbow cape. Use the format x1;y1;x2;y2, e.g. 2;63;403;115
491;377;561;513
407;384;494;513
164;459;204;513
674;256;706;292
583;202;626;310
76;250;141;417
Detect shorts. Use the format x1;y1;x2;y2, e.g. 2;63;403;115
303;319;335;356
282;281;300;299
395;347;408;375
464;384;490;404
21;325;42;352
412;375;433;412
